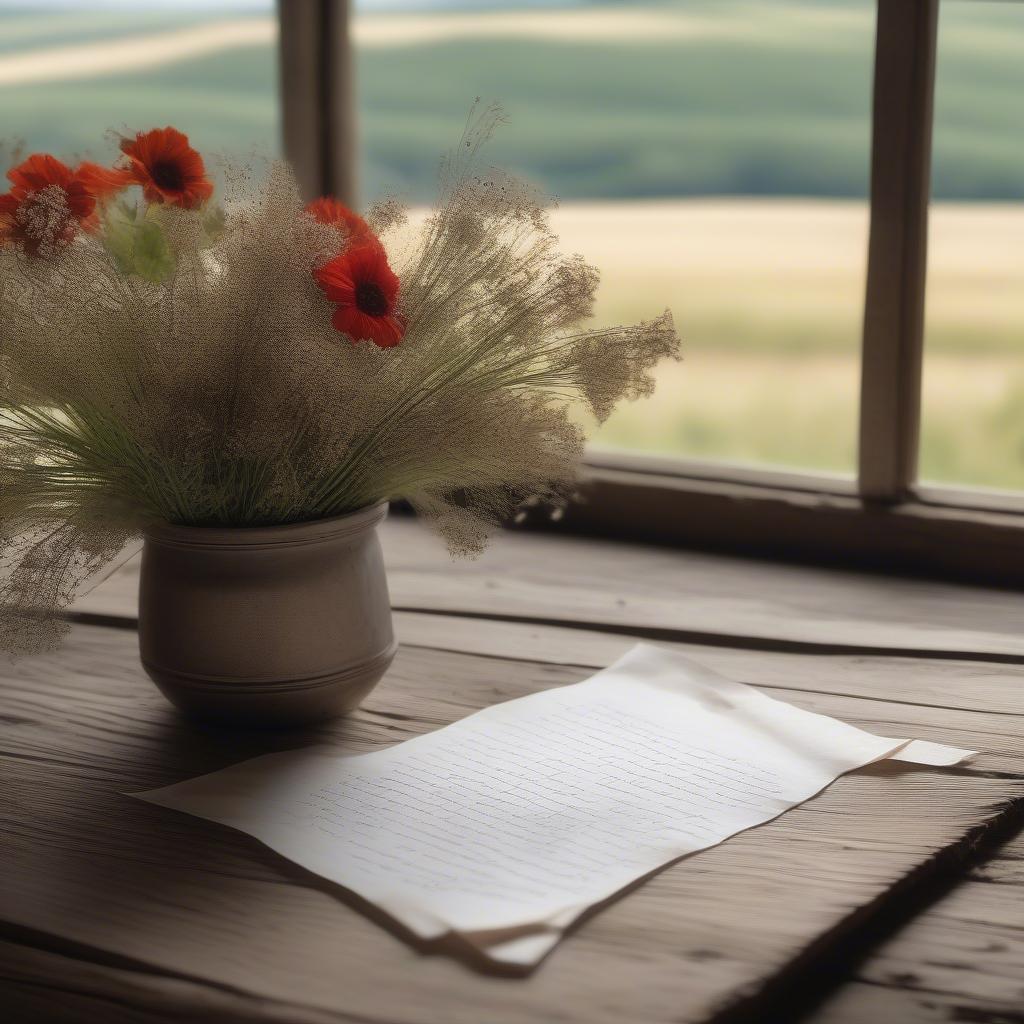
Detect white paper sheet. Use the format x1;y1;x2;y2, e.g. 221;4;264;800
133;644;974;966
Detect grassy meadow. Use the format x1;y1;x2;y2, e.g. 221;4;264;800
560;200;1024;487
0;1;1022;487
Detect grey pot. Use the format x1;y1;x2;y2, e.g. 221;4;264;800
138;503;396;727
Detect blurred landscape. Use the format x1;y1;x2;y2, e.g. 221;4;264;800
1;0;1022;487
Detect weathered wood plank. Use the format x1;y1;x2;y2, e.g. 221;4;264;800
397;613;1024;1021
815;979;1024;1024
0;939;344;1024
3;621;1022;1024
78;517;1024;659
817;836;1024;1022
391;611;1024;725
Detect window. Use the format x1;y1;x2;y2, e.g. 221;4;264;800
25;1;1010;580
353;1;875;475
283;0;1024;581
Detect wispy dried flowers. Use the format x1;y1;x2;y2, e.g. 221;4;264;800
0;105;678;653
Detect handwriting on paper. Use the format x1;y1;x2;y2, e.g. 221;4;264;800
134;644;974;966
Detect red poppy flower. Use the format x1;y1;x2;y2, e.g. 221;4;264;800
76;161;132;202
315;243;405;348
0;154;97;255
119;127;213;209
306;196;374;247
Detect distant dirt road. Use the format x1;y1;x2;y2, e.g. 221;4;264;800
0;18;274;87
0;6;870;85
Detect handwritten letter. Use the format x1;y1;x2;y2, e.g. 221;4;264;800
135;644;973;965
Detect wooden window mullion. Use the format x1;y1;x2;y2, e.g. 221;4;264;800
277;0;355;204
857;0;939;502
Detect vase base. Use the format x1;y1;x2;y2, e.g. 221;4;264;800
141;642;398;728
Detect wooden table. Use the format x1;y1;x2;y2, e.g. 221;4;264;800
4;515;1023;1023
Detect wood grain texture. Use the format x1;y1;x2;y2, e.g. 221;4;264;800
396;614;1024;1021
857;0;938;500
0;939;346;1024
278;0;354;205
79;516;1024;659
557;462;1024;588
3;613;1023;1024
817;836;1024;1023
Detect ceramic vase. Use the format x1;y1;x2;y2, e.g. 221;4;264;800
138;503;395;727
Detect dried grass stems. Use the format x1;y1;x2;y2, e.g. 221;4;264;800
0;106;678;652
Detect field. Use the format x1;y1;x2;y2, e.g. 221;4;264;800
559;200;1024;487
0;1;1022;487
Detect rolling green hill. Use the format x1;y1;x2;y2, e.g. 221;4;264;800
0;1;1021;203
1;1;1022;485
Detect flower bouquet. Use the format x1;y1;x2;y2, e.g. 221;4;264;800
0;106;677;724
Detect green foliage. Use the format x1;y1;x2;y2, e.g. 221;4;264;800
131;221;173;281
201;203;227;244
100;201;176;282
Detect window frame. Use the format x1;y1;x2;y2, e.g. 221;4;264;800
277;0;1024;584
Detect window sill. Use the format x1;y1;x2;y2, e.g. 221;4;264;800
529;454;1024;586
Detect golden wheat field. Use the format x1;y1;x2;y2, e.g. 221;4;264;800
533;199;1024;489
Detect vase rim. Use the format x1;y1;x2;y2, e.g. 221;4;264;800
142;502;388;550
